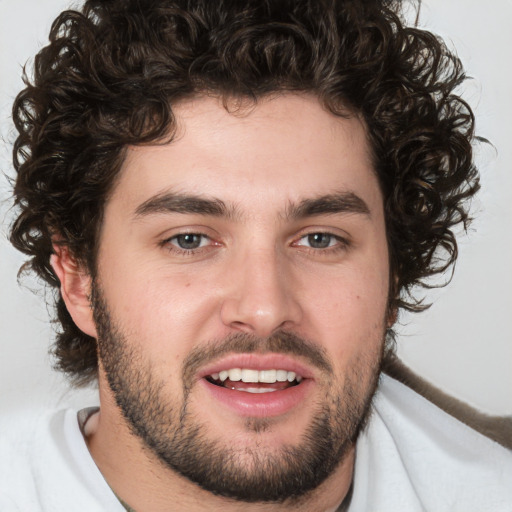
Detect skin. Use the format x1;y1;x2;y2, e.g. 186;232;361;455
53;94;392;511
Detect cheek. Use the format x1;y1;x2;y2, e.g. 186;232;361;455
100;261;221;346
304;264;389;353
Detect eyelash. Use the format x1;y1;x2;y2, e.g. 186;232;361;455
162;233;214;256
161;231;350;257
293;232;350;254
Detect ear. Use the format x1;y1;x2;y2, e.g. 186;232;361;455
50;245;97;338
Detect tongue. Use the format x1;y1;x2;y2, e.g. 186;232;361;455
224;379;292;391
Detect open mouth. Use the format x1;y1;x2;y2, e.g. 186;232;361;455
199;358;313;416
205;368;304;393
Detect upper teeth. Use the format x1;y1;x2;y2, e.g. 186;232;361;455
210;369;302;384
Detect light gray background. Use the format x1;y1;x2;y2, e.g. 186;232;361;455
1;0;511;415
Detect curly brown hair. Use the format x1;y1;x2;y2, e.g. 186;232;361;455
10;0;479;385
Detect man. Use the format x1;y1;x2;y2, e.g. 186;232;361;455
2;0;511;511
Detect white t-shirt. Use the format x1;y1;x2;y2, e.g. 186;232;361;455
347;376;512;511
1;374;511;511
0;406;123;512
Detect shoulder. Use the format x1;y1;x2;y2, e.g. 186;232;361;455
0;407;45;511
0;406;122;512
348;356;512;512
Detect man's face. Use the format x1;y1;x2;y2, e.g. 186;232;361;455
92;94;391;501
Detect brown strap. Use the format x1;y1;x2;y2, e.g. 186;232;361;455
382;353;512;449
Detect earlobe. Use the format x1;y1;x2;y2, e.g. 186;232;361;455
50;245;97;338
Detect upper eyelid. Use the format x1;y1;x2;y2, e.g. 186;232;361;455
298;232;341;240
166;233;213;244
294;233;348;246
160;232;212;251
293;227;351;241
162;234;217;256
160;227;215;241
166;232;210;240
159;227;351;246
161;230;349;240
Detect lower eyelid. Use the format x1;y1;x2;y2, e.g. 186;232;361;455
161;232;349;254
295;233;345;246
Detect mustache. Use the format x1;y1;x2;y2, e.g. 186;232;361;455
182;331;333;387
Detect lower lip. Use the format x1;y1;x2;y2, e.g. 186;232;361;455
199;378;314;418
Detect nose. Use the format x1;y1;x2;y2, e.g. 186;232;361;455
220;246;303;337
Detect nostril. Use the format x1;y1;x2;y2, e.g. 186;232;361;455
220;293;303;337
228;320;259;334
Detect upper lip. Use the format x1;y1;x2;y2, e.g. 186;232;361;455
197;353;316;381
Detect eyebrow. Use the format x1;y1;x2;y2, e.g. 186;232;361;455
285;192;371;220
134;191;236;219
133;190;370;221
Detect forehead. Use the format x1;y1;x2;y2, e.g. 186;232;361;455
109;94;381;217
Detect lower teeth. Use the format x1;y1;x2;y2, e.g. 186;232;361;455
230;387;277;393
207;377;299;391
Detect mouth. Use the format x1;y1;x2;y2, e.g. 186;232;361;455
205;368;303;393
198;354;314;417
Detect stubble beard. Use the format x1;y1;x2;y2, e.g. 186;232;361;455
92;284;384;504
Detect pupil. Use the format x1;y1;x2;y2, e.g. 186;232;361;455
177;234;201;249
308;233;331;249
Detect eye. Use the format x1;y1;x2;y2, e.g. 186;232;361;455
296;233;340;249
168;233;210;250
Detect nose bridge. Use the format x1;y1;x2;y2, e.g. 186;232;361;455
220;241;302;336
